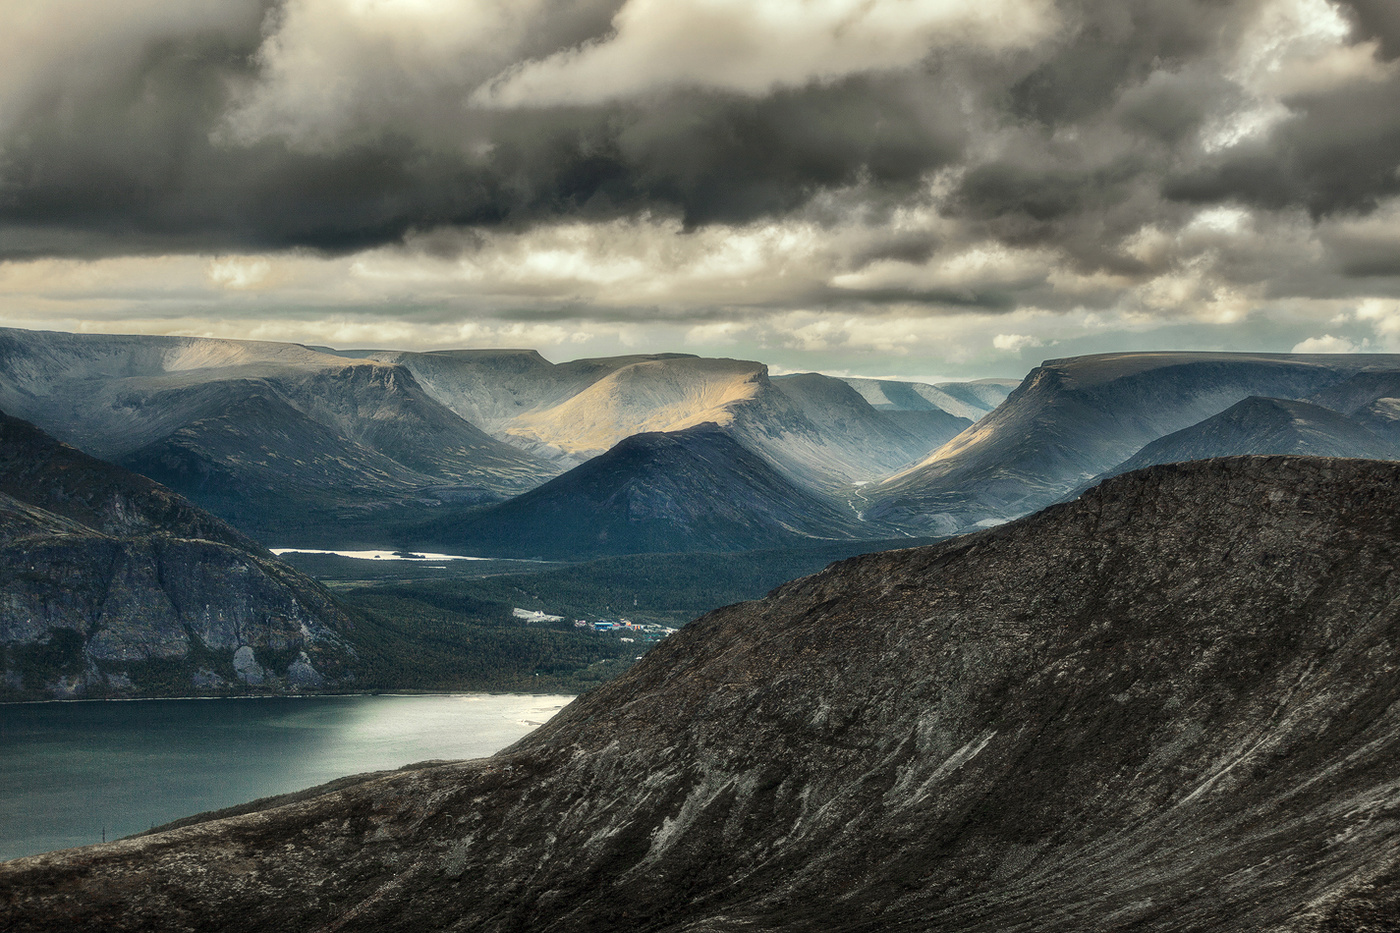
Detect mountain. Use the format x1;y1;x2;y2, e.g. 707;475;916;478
0;330;968;545
841;375;1017;421
419;423;873;558
869;351;1400;534
0;411;355;700
0;328;558;543
1091;396;1399;483
355;348;701;463
11;457;1400;930
764;372;968;478
360;349;955;488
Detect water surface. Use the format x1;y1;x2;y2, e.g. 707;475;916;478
0;693;571;861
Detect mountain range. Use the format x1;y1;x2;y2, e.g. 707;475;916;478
0;328;1003;547
8;328;1400;556
10;456;1400;930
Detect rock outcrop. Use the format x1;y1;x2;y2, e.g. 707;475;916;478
9;457;1400;931
0;411;354;699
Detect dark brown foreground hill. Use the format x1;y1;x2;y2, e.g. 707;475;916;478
7;456;1400;931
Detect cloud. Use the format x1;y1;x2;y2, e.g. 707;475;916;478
993;333;1045;352
473;0;1055;108
2;0;1400;381
1291;334;1361;352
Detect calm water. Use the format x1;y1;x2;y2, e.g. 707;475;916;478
0;693;572;861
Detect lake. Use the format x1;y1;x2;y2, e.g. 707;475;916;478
0;693;572;862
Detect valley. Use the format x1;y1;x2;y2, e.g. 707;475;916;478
8;332;1400;705
11;457;1400;930
9;329;1400;928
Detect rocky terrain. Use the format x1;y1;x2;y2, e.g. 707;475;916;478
0;411;355;700
8;456;1400;930
420;422;874;558
869;351;1400;533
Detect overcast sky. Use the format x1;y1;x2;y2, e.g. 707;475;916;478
2;0;1400;380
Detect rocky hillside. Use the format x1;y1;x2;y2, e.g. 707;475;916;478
10;457;1400;931
420;423;874;558
0;412;355;700
869;351;1400;533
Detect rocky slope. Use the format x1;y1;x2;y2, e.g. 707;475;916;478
0;411;355;700
9;457;1400;930
869;351;1400;533
1092;395;1399;483
0;328;557;542
420;423;874;558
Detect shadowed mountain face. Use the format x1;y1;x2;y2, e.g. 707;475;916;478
0;328;558;543
0;412;354;700
1093;396;1399;484
869;351;1400;534
10;457;1400;931
419;423;873;558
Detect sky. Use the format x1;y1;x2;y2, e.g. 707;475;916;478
2;0;1400;382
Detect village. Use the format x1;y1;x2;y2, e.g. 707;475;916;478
511;608;679;646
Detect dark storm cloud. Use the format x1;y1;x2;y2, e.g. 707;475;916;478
1336;0;1400;59
0;7;964;257
1164;77;1400;218
2;0;1400;303
1008;0;1259;125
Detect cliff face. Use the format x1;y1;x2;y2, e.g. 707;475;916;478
0;412;354;699
9;456;1400;931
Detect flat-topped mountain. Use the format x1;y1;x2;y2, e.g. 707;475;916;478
421;422;873;558
869;351;1400;533
0;411;354;700
354;348;704;464
9;457;1400;930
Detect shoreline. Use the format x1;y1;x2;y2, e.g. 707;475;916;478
0;690;579;708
